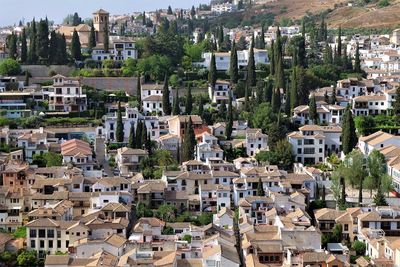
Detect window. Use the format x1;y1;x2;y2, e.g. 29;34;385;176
47;229;54;238
30;240;35;248
344;224;348;231
30;229;37;238
40;240;44;248
39;229;46;238
48;240;53;248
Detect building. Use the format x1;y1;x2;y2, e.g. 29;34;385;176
202;49;269;71
44;75;87;112
288;125;342;165
245;128;268;157
211;2;237;14
293;103;345;125
358;130;400;156
60;139;94;172
141;83;171;115
91;36;137;61
208;80;233;107
115;147;148;176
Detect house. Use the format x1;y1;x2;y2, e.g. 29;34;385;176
92;36;137;61
293;103;345;125
60;139;94;172
196;132;224;162
202;49;269;71
288;125;342;165
115;147;148;176
211;2;237;14
358;130;400;156
141;83;171;115
44;75;87;112
156;134;180;158
352;92;393;116
167;115;203;139
17;131;50;163
245;128;268;157
208;80;233;107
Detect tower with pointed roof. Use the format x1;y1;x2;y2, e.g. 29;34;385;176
93;9;109;43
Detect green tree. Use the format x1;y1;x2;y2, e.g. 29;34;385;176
271;88;281;113
342;150;368;205
136;202;153;218
154;149;174;170
8;33;18;60
103;23;109;53
269;40;275;76
71;29;82;61
136;73;142;111
394;87;400;115
172;88;180;115
135;121;143;149
341;107;358;155
156;204;176;222
247;37;256;86
182;117;196;161
89;26;96;53
336;26;342;65
257;177;265;196
128;123;136;148
354;42;361;73
116;102;124;142
230;41;239;84
48;31;59;64
44;152;62;167
268;122;286;150
0;59;21;76
332;224;343;243
290;67;299;110
20;28;28;63
352;240;366;256
162;75;172;115
226;94;233;140
16;250;37;266
208;53;217;88
309;94;318;124
36;19;49;63
185;84;193;115
28;18;38;64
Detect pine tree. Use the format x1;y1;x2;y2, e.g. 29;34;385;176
393;87;400;115
173;88;180;115
103;24;109;53
8;33;17;60
226;94;233;140
71;29;82;61
341;107;357;155
20;28;27;63
28;18;38;64
257;177;265;196
183;118;195;161
271;88;281;113
162;75;171;115
116;102;124;142
354;42;361;73
208;53;217;88
185;84;193;115
309;94;318;124
128;123;136;148
36;19;49;63
247;36;256;87
230;41;239;84
89;26;96;53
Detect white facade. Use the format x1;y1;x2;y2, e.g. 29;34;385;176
92;36;137;61
245;128;268;157
202;49;269;71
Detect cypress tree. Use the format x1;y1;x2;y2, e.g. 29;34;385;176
337;26;342;58
285;87;291;116
297;68;307;105
89;26;96;53
230;41;239;84
301;19;306;38
103;23;109;53
257;177;265;196
145;132;152;155
274;28;285;89
354;42;361;73
323;43;333;64
182;118;195;161
137;73;142;111
244;83;250;111
393;87;400;115
247;37;256;87
260;25;266;49
185;84;193;115
298;36;306;68
28;18;38;64
48;31;58;64
20;29;27;63
173;88;180;115
341;106;357;155
141;122;148;150
331;87;337;105
57;34;68;64
136;121;143;149
226;94;233;140
128;123;136;148
269;40;275;76
208;53;217;88
24;71;30;86
142;12;146;26
162;75;171;115
116;102;124;142
256;81;264;105
265;79;273;103
36;19;49;63
290;68;299;110
271;88;281;113
71;29;82;61
198;97;204;118
309;94;318;124
8;33;18;60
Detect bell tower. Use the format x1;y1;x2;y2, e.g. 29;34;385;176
93;9;109;43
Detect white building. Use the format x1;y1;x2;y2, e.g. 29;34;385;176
44;75;87;112
358;130;400;156
92;36;137;61
141;83;172;115
292;103;345;125
352;90;396;116
115;147;148;176
245;128;268;157
211;2;237;14
288;125;342;165
208;80;233;106
202;49;269;71
196;132;224;162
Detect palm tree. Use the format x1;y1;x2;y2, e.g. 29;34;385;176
154;149;174;170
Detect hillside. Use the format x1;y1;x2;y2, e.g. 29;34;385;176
252;0;400;29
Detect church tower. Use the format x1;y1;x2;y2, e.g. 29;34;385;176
93;9;109;43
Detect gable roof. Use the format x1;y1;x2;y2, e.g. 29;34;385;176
61;139;92;157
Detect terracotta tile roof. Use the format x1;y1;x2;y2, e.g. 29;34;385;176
61;139;92;157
